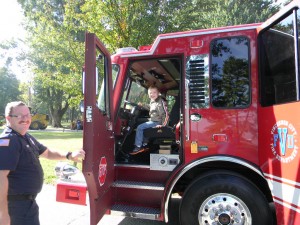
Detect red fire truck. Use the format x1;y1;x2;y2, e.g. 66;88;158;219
58;1;300;224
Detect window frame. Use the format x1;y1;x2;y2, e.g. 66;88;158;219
258;8;300;107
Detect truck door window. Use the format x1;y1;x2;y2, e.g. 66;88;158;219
112;64;119;88
210;36;250;108
96;49;108;114
259;10;298;106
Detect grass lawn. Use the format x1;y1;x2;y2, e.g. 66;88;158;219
0;127;83;185
33;130;83;184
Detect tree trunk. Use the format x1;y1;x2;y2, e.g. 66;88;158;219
51;110;64;127
70;107;75;122
48;99;70;128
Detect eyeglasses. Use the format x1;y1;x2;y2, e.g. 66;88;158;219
9;114;32;119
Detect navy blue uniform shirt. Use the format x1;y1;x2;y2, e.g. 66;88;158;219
0;127;47;195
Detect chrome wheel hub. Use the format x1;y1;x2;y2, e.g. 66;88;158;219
198;193;251;225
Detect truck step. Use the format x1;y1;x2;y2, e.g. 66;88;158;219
111;204;161;220
113;180;164;191
112;180;164;207
115;164;171;183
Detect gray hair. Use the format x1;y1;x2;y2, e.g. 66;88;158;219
5;101;27;117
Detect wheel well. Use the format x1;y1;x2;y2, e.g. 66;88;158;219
172;160;273;203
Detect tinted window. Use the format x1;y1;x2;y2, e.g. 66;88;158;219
211;37;250;108
260;12;298;106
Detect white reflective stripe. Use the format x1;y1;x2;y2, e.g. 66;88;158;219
264;173;300;213
273;198;300;214
264;173;300;187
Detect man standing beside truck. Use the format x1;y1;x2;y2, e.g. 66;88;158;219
0;101;85;225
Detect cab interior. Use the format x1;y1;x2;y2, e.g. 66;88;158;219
114;57;182;165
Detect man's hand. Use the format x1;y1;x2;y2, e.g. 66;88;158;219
69;149;86;162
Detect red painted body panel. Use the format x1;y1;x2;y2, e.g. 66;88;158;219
113;28;259;165
82;33;115;225
78;1;300;225
258;103;300;224
56;181;87;206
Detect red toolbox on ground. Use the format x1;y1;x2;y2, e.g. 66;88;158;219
56;181;87;206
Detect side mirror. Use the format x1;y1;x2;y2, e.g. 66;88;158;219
55;162;79;179
79;100;84;113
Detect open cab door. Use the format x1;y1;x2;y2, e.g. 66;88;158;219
83;33;114;225
257;1;300;224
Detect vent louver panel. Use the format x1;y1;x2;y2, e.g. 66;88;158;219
186;55;209;108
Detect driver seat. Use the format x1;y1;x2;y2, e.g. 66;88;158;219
143;95;180;144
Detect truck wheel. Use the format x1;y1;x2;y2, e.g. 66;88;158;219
179;171;272;225
30;121;41;130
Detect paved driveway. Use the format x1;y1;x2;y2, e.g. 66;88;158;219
37;184;180;225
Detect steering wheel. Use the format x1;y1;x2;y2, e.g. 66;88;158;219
124;100;139;107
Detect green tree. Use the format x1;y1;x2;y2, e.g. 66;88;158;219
18;82;31;106
192;0;279;29
79;0;213;50
78;0;279;51
16;0;281;127
18;0;84;127
0;67;21;113
0;40;22;113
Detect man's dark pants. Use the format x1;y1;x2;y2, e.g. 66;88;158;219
8;199;40;225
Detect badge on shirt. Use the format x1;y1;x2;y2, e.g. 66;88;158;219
0;139;10;147
29;138;36;146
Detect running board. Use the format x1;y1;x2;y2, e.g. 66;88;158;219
111;204;161;220
112;180;164;191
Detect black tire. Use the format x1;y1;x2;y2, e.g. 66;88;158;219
40;125;47;130
179;171;272;225
30;121;41;130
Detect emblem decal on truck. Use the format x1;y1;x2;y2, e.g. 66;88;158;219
271;120;298;163
98;157;107;186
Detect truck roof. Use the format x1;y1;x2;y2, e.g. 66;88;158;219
113;23;261;58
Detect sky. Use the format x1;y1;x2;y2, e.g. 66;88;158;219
0;0;25;42
0;0;28;82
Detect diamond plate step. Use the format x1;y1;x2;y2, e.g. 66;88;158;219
111;204;161;220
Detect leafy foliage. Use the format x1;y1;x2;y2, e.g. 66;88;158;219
197;0;279;29
0;67;21;113
16;0;281;126
78;0;279;50
18;0;84;127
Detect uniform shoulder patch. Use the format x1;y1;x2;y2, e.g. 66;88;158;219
0;139;10;147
